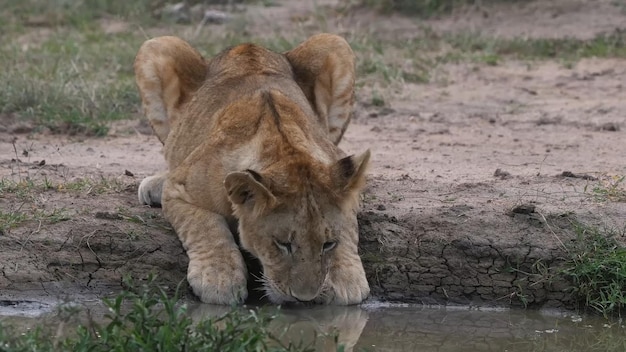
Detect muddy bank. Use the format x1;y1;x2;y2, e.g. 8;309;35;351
2;1;626;308
359;182;593;310
1;158;623;311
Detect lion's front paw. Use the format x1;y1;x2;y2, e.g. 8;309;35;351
138;173;167;206
187;250;248;305
319;264;370;305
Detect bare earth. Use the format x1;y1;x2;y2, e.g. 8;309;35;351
1;0;625;311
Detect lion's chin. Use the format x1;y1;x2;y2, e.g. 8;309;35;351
265;287;328;306
265;289;298;305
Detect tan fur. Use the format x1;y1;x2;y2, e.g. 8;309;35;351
134;34;370;305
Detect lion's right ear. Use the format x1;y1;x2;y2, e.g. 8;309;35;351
134;36;207;144
224;171;277;216
285;34;355;146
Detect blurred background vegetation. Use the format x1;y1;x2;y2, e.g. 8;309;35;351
1;0;624;135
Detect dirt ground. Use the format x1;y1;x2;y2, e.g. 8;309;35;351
1;0;625;312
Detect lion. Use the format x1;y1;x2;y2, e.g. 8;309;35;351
134;33;370;305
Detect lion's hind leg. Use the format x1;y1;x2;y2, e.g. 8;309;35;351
138;172;167;206
285;34;356;145
134;36;207;145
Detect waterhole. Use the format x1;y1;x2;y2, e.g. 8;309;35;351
1;300;623;351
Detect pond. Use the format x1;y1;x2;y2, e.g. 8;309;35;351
188;302;626;351
1;299;624;351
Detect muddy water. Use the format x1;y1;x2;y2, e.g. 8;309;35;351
1;300;624;351
189;303;625;352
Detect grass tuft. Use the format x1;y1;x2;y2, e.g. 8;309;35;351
353;0;457;16
0;30;142;136
562;224;626;317
2;0;157;29
349;0;530;17
445;29;626;60
0;176;132;233
586;175;626;203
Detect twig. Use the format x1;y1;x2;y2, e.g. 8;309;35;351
11;140;24;181
14;220;42;272
537;211;568;253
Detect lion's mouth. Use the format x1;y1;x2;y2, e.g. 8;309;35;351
258;272;329;304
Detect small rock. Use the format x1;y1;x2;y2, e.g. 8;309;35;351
376;204;386;211
598;122;620;132
189;4;205;21
511;204;535;214
494;168;511;179
159;2;191;23
124;170;134;177
559;171;597;181
201;10;230;24
95;212;122;220
379;107;395;116
10;123;35;134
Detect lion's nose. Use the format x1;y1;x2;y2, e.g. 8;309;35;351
289;289;317;302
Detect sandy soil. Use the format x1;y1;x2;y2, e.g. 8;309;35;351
1;0;625;311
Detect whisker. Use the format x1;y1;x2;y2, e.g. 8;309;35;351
251;272;296;304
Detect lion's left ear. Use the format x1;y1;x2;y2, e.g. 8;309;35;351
332;150;370;196
224;170;277;215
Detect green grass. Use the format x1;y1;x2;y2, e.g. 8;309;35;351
0;277;323;352
351;0;460;16
349;0;528;17
2;0;157;28
0;0;157;135
443;30;626;61
348;29;626;91
61;176;130;194
0;30;143;136
562;224;626;317
0;206;69;234
0;209;28;234
586;175;626;203
0;177;129;197
0;176;131;233
390;29;626;64
2;0;625;136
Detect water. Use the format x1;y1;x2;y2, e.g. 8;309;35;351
188;302;625;352
1;299;624;352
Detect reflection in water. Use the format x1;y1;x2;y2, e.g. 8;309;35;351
274;305;368;351
190;303;626;352
358;305;626;352
189;303;368;351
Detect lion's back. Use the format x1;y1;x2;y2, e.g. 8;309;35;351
164;51;321;170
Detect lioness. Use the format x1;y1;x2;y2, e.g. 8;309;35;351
134;34;370;305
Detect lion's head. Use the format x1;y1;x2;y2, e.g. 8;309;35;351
224;134;369;303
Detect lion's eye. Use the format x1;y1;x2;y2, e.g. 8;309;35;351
274;239;292;254
322;241;337;253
